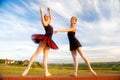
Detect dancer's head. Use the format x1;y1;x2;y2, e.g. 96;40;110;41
71;16;77;24
44;14;50;21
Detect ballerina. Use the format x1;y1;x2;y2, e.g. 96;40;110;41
55;16;97;76
22;6;58;77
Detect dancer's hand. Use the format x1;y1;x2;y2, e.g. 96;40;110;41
40;4;44;8
54;31;58;34
40;5;44;13
47;8;51;13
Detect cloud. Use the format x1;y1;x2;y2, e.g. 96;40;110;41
0;0;120;63
0;4;40;41
6;2;26;15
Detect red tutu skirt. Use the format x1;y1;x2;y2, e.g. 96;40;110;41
32;34;58;49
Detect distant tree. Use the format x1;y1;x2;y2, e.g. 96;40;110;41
17;61;23;65
32;62;41;69
23;60;29;66
0;59;5;64
112;64;120;70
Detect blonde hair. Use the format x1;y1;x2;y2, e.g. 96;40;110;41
71;16;77;24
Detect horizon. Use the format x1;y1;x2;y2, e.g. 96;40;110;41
1;58;120;64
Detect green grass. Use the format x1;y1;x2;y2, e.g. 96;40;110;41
0;65;120;76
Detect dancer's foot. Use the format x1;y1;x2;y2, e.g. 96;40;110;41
22;67;30;76
90;69;97;76
69;72;77;77
45;72;51;77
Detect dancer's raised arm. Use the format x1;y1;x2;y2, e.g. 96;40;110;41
47;8;52;24
40;5;45;25
40;5;52;26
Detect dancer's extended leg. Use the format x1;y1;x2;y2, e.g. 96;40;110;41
77;47;97;76
43;46;51;77
22;41;46;76
70;50;78;76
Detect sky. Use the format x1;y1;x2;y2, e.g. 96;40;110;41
0;0;120;63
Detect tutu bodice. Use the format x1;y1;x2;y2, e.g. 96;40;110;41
44;24;53;38
32;24;58;49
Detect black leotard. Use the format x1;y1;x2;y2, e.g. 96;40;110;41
44;24;53;38
67;32;82;51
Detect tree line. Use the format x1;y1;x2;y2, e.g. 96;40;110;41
0;59;120;70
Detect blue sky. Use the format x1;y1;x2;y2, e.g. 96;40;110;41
0;0;120;63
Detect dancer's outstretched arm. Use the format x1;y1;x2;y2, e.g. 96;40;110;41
55;27;75;33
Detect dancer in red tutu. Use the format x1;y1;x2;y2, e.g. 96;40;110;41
55;16;96;76
22;5;58;77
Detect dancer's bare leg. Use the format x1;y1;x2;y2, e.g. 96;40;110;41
70;50;78;76
43;46;51;76
22;41;46;76
77;47;97;76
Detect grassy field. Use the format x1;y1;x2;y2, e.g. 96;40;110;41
0;64;120;76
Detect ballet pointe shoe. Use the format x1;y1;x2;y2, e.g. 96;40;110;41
69;72;77;77
22;67;30;76
90;69;97;76
45;72;51;77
